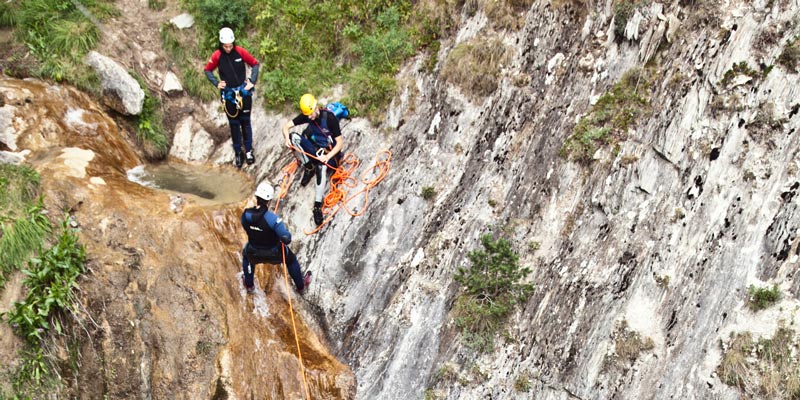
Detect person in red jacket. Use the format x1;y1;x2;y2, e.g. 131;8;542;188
204;27;260;168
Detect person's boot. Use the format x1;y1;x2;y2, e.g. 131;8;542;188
242;276;254;294
245;150;255;165
234;151;244;168
313;202;323;226
300;164;315;187
297;271;313;295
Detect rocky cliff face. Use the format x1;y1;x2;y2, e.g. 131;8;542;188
275;1;800;399
2;0;799;399
0;78;354;399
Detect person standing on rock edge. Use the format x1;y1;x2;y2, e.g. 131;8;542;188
204;27;259;168
240;182;312;294
281;93;345;226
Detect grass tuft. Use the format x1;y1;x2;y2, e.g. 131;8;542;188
440;36;510;99
561;67;652;162
747;284;781;312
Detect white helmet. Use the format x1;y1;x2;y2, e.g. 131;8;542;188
254;182;274;201
219;27;235;44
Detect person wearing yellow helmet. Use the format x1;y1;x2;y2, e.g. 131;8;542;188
281;93;345;226
204;27;260;168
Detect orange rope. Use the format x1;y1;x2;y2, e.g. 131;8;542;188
272;162;311;399
283;144;392;235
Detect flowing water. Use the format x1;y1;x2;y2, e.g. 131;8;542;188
127;162;251;205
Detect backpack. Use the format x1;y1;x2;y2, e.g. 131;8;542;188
326;102;350;120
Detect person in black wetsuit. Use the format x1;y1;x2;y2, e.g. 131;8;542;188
240;182;311;294
204;27;260;168
280;93;345;226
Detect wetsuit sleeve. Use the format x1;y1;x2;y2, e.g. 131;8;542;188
328;112;342;138
292;114;309;126
236;46;260;84
204;51;221;86
265;212;292;245
249;64;259;84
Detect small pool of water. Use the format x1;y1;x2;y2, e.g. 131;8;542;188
127;163;251;205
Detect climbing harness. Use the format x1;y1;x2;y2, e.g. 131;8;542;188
220;84;252;118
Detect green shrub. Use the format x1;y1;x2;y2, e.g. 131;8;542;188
159;23;217;102
613;0;639;42
3;217;86;393
453;234;533;352
720;61;760;87
147;0;166;11
747;284;781;311
421;186;436;200
561;68;651;162
181;0;253;37
130;73;169;158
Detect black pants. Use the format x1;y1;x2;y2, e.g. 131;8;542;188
241;243;303;290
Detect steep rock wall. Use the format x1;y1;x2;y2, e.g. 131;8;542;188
253;1;800;399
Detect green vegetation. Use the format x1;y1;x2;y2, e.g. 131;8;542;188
561;68;652;162
0;164;50;289
747;284;781;311
181;0;253;40
177;0;506;121
421;186;437;200
778;38;799;73
1;0;117;90
719;325;800;399
440;36;510;99
147;0;166;11
2;217;86;396
613;0;644;42
433;363;458;382
527;241;540;252
130;73;169;158
252;3;415;121
453;234;534;352
159;23;217;102
720;61;760;87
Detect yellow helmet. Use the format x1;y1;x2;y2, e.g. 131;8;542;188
299;93;317;116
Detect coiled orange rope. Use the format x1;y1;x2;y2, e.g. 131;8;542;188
283;145;392;235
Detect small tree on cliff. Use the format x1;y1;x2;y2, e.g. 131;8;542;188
453;234;534;352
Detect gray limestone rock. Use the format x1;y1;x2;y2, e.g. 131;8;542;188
162;71;183;95
169;13;194;29
84;51;145;116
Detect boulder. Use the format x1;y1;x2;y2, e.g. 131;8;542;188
85;51;145;116
170;116;213;162
169;13;194;29
162;71;183;95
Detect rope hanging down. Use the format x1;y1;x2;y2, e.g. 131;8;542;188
271;170;311;399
